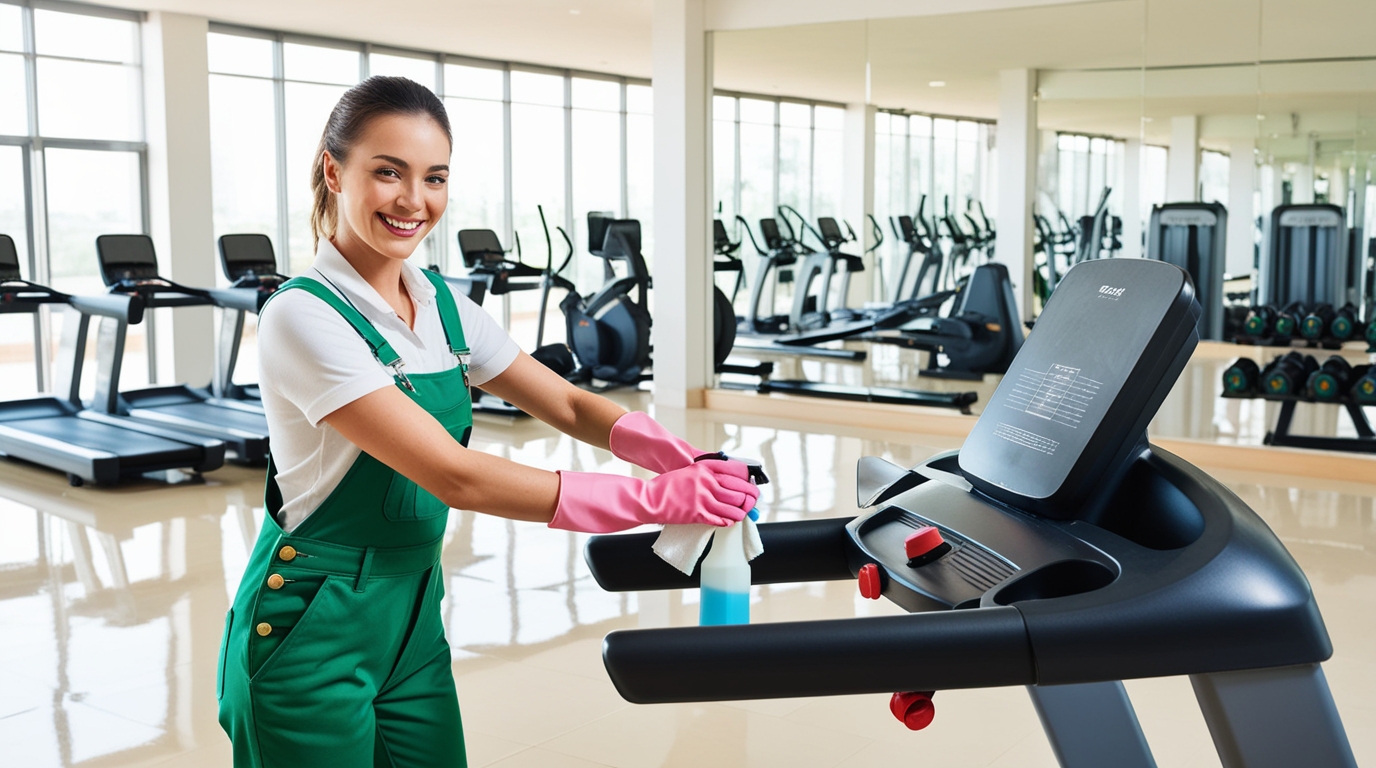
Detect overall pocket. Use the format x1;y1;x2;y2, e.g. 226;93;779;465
216;608;234;700
247;573;333;680
383;474;450;521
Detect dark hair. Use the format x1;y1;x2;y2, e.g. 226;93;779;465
310;76;452;249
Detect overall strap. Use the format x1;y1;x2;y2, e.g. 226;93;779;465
419;269;472;384
264;276;415;389
419;269;469;354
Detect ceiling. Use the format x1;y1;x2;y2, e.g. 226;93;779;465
102;0;1376;155
713;0;1376;155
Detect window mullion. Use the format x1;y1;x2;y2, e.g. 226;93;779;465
272;34;290;267
501;65;513;249
619;80;628;218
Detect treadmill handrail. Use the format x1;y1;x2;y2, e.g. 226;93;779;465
69;293;145;325
602;605;1033;703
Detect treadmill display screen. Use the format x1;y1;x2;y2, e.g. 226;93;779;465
959;259;1194;508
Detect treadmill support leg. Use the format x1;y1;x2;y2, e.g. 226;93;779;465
1190;664;1356;768
1026;681;1157;768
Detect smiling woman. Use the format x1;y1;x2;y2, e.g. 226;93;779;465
214;76;759;768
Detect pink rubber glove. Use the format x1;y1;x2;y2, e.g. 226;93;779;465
608;411;702;474
550;461;760;533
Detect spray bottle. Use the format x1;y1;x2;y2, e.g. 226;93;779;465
696;453;768;626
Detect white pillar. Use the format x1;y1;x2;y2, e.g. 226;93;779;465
1226;139;1257;276
1353;155;1369;237
1167;115;1199;203
843;103;876;304
1293;137;1316;204
651;0;712;409
1121;139;1142;258
995;69;1036;321
143;12;215;387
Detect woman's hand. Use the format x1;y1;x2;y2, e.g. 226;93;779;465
551;460;759;533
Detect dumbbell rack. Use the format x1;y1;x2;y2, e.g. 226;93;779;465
1230;334;1346;350
1221;391;1376;454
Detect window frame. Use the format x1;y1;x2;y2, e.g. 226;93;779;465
1;0;149;392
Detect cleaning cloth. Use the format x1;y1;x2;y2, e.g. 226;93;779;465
653;510;764;576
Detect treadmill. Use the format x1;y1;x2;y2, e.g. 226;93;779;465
94;234;270;465
213;234;290;405
0;234;224;486
585;258;1355;767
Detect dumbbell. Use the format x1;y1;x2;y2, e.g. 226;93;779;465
1354;366;1376;405
1222;358;1261;396
1365;316;1376;350
1273;303;1306;338
1261;352;1317;396
1300;304;1335;340
1306;356;1353;402
1327;304;1359;341
1244;305;1276;337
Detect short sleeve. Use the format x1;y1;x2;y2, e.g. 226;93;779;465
258;290;395;426
450;286;521;387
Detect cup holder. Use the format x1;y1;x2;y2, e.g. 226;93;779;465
991;559;1116;606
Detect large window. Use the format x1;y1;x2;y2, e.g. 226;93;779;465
0;2;146;398
873;111;994;228
1200;149;1230;207
207;26;651;348
714;94;847;245
1054;133;1125;223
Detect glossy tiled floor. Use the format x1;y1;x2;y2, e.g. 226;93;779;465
1;390;1374;767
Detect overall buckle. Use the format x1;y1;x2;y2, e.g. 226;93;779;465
385;356;415;392
451;345;471;388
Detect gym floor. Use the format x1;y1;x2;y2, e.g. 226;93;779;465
0;369;1373;767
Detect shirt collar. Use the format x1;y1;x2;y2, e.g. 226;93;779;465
310;239;437;319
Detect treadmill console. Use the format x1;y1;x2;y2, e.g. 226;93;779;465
958;259;1199;521
0;233;19;281
218;233;284;286
457;229;510;269
96;234;163;286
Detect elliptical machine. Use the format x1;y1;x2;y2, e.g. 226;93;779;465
544;211;654;386
532;209;751;387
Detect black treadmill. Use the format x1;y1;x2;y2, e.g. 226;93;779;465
585;258;1355;767
94;234;270;465
0;234;224;485
212;234;290;405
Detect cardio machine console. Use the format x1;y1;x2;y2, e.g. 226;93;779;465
848;258;1201;616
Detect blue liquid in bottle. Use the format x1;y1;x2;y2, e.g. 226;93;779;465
700;587;750;626
699;509;755;626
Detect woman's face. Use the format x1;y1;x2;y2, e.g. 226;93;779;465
323;112;451;263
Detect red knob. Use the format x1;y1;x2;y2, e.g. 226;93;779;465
890;691;936;730
858;563;883;599
904;526;952;568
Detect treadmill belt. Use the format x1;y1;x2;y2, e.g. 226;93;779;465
2;416;202;466
129;402;269;434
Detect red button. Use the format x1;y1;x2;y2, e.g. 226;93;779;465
858;563;883;599
890;691;936;730
905;526;946;560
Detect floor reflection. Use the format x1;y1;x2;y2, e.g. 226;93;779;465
0;394;1372;767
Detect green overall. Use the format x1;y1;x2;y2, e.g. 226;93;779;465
218;270;472;768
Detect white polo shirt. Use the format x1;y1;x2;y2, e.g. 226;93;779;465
258;240;520;531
